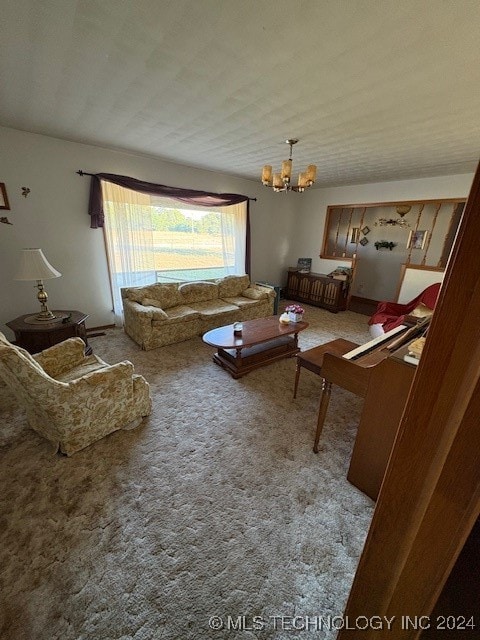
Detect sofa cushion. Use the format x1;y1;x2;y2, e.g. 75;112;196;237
241;286;269;300
223;296;264;309
162;305;201;324
128;284;181;309
217;275;250;298
178;281;219;304
189;300;239;317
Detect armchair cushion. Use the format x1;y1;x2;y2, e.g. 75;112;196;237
369;282;441;333
33;337;89;378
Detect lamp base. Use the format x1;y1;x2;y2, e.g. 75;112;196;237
36;310;57;320
24;312;67;325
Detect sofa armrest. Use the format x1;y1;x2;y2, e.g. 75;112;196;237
255;284;276;299
139;301;169;320
33;337;86;377
123;298;154;323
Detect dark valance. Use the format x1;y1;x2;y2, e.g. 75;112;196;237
80;171;252;274
83;172;252;229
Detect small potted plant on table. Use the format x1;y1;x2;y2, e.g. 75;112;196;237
285;304;305;322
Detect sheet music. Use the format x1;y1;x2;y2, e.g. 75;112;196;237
343;325;407;360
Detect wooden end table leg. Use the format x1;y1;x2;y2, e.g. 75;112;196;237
313;379;332;453
293;359;302;399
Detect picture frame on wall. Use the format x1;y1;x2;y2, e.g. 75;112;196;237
0;183;10;210
350;227;360;243
297;258;312;273
359;237;369;246
407;230;428;250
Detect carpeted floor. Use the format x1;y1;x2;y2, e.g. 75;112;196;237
0;305;375;640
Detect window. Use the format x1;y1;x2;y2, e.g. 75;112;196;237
102;181;247;323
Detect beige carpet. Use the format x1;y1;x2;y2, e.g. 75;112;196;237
0;305;375;640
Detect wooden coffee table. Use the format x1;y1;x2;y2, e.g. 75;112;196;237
202;315;309;378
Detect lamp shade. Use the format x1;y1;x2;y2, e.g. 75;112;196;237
14;248;61;281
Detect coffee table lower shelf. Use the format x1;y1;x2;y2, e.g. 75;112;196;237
212;335;299;378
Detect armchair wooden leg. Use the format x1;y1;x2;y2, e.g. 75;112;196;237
313;379;332;453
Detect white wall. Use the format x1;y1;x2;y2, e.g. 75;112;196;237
0;126;294;338
398;268;445;304
291;173;474;299
1;124;475;341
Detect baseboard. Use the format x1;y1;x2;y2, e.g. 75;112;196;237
348;296;379;316
87;323;115;334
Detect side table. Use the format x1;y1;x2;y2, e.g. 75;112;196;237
6;310;92;355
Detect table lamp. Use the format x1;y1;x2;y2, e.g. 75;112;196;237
14;248;62;321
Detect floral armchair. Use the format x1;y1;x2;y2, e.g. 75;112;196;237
0;333;152;455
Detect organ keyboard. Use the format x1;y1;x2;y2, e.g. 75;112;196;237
313;319;429;452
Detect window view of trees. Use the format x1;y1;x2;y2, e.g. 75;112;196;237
152;209;221;235
151;207;232;282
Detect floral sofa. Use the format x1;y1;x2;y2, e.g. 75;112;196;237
121;275;276;350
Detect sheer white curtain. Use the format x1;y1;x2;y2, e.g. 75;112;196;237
103;181;156;324
219;202;247;274
102;182;247;325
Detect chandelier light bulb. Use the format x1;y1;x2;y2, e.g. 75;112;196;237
261;165;272;185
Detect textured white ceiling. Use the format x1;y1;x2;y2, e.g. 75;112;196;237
1;0;479;186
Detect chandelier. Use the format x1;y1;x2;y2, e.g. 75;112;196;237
261;139;317;192
375;205;412;228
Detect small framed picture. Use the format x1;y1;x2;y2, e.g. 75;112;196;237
407;230;428;250
297;257;312;273
359;237;369;246
350;227;360;243
0;183;10;210
361;226;370;235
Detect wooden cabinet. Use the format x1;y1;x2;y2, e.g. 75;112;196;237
285;269;348;312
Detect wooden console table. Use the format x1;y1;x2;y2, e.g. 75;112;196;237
285;269;348;312
6;310;92;355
